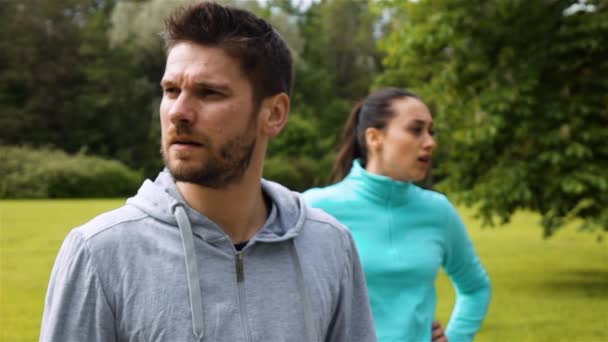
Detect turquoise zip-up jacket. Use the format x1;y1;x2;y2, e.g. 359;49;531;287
303;160;491;342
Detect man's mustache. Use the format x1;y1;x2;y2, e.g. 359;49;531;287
176;121;192;136
166;121;212;147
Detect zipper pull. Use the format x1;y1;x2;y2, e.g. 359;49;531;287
236;252;244;282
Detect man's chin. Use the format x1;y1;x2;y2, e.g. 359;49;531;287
167;161;203;178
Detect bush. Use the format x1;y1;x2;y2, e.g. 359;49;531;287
264;112;337;191
263;154;334;192
0;146;143;198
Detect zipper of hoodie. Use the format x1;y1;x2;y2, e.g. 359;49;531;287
235;251;253;341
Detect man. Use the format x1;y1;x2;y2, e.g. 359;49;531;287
39;2;375;341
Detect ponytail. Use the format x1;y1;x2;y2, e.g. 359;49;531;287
331;101;365;182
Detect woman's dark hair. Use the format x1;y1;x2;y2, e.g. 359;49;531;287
163;1;293;105
331;87;420;182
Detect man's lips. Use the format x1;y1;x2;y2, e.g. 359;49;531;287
172;141;203;146
170;137;205;146
168;137;206;153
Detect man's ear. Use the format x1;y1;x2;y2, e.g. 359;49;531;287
260;93;290;138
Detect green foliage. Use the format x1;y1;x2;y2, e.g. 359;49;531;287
2;0;605;230
0;146;143;198
377;0;608;236
268;113;325;158
0;0;86;148
0;0;163;178
294;0;381;143
263;155;333;192
77;6;164;177
262;0;386;190
265;113;335;190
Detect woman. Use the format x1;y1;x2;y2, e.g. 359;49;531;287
303;87;491;342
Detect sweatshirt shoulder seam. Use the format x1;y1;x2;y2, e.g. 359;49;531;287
304;216;347;232
77;211;149;241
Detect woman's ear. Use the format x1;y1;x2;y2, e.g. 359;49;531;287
260;93;290;138
365;127;384;153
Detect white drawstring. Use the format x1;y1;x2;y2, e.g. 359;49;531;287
172;203;205;341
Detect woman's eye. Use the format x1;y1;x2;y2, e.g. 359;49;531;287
429;129;436;136
409;127;424;136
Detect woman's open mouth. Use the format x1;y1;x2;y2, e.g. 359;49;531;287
417;156;431;164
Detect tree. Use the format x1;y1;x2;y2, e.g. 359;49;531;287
377;0;608;236
78;4;164;176
0;0;87;148
0;0;164;177
294;0;383;144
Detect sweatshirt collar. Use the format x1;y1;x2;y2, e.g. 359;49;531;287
345;159;413;206
127;169;305;244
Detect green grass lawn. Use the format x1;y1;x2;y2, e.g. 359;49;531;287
435;210;608;342
1;200;607;341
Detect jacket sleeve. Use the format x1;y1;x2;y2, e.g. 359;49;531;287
325;231;377;342
40;229;116;342
442;202;492;342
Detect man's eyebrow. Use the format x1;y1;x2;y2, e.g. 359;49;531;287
192;81;231;93
160;79;176;88
159;79;232;92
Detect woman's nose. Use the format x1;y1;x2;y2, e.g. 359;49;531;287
424;133;437;150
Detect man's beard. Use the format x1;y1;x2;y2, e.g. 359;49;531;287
162;112;258;189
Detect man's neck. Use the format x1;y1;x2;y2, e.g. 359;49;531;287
176;172;269;244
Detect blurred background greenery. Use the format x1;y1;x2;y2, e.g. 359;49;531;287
1;0;606;235
2;0;606;236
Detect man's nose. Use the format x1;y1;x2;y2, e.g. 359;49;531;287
167;92;196;125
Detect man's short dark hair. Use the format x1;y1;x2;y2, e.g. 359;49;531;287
163;1;293;104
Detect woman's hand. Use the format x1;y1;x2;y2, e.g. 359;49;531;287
432;320;448;342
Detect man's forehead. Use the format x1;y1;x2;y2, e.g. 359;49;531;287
163;42;244;82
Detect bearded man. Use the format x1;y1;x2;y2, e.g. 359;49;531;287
39;2;375;341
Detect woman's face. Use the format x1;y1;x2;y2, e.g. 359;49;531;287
366;97;436;182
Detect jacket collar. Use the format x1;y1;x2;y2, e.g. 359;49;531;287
345;159;413;206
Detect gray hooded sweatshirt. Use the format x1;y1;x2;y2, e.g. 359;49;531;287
40;170;376;342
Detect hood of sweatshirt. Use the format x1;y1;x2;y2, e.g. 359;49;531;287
123;169;311;341
126;168;307;244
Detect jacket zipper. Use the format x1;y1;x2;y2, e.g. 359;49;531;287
388;185;395;251
236;252;245;282
235;252;253;341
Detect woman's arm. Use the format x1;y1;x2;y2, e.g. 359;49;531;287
442;202;491;342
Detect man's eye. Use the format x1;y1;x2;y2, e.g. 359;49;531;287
199;89;221;97
164;87;180;96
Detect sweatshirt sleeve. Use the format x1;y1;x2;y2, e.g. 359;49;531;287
325;230;377;342
442;202;491;342
40;229;116;342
